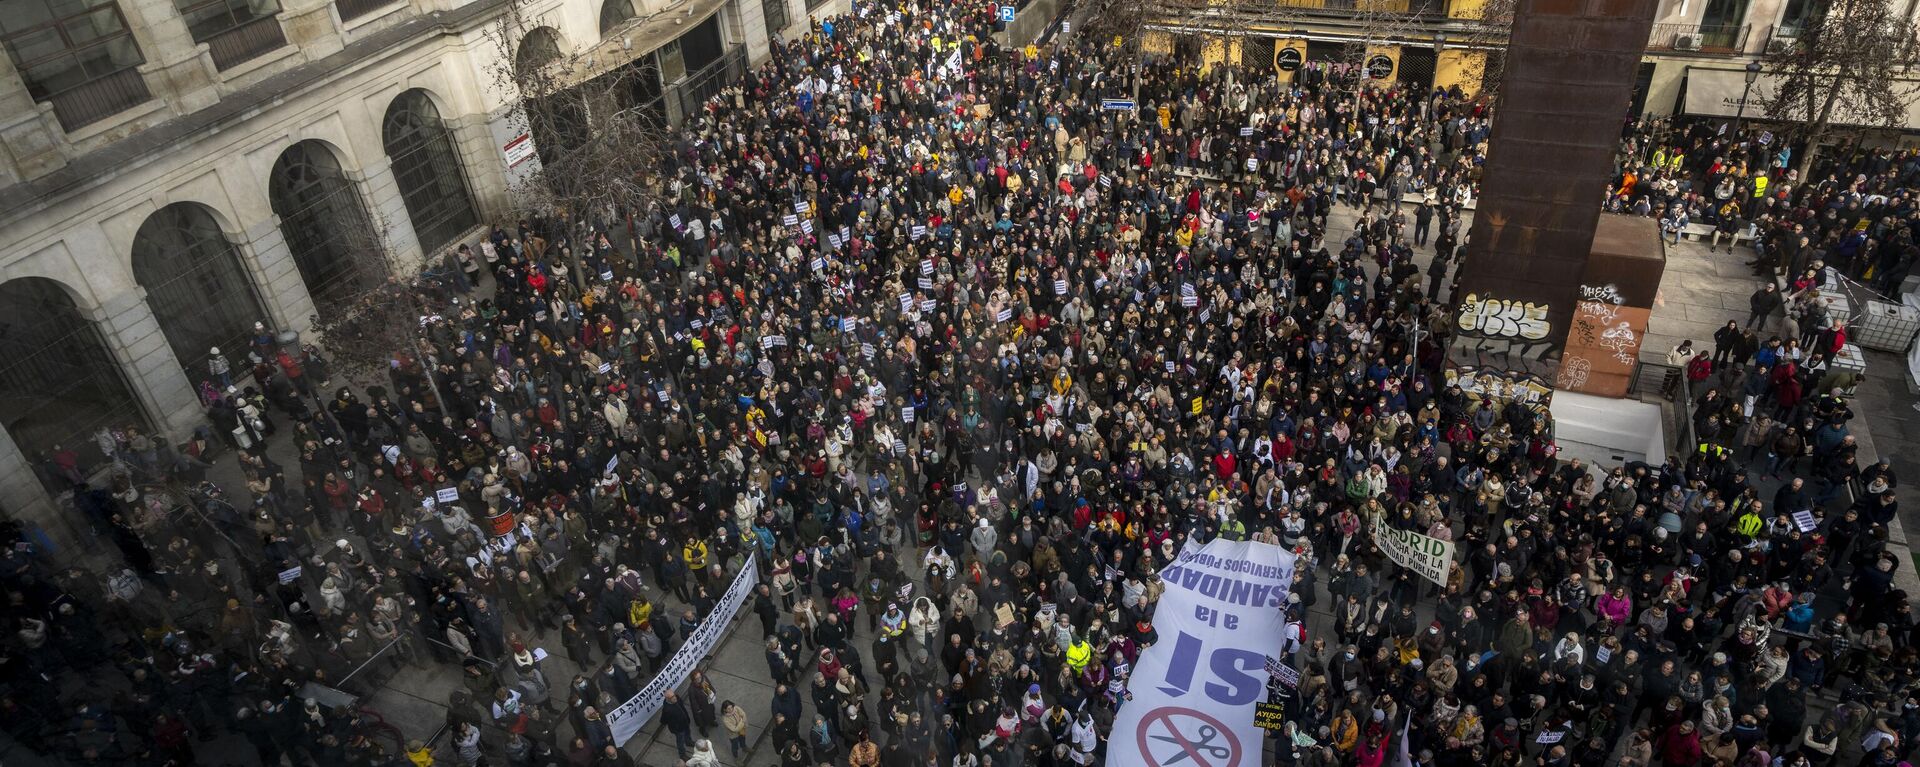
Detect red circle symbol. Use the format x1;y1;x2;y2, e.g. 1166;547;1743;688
1135;706;1243;767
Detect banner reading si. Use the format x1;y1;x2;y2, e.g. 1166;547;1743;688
1109;538;1296;767
605;555;759;745
1371;519;1456;586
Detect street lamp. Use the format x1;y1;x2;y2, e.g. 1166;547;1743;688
1735;60;1762;134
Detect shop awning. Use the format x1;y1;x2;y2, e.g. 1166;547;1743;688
1682;65;1920;129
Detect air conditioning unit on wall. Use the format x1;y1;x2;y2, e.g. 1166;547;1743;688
1674;33;1703;50
1764;37;1793;54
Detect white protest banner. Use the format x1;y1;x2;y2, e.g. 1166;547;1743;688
1372;518;1455;586
1793;510;1817;532
435;487;460;504
1110;538;1297;767
607;555;759;745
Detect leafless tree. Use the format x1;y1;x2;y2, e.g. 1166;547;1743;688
485;0;672;268
1445;0;1515;104
1762;0;1920;175
304;208;451;389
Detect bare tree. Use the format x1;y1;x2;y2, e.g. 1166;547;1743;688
304;208;452;390
486;0;671;264
1445;0;1515;104
1762;0;1920;175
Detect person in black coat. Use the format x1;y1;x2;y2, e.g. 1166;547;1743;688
658;689;695;758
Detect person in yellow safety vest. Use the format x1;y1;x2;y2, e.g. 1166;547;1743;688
1066;636;1093;674
1733;507;1764;539
1752;173;1769;202
1219;514;1247;541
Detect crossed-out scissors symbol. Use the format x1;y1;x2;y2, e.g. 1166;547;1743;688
1150;723;1233;764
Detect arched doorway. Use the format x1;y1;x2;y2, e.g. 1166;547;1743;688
0;277;148;483
515;27;589;166
132;203;267;389
268;140;382;312
382;90;478;255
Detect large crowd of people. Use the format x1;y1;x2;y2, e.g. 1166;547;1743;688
4;0;1920;765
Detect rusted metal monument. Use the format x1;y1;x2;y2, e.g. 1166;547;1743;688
1446;0;1666;404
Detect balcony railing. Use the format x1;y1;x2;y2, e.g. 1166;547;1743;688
206;16;287;71
336;0;401;21
47;67;152;131
1648;22;1751;53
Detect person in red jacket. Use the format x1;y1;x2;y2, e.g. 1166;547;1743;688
1660;720;1704;767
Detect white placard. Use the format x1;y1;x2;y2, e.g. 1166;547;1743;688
435;487;460;503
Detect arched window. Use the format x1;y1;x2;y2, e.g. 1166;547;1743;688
268;140;382;311
382;90;478;255
515;28;588;165
600;0;636;34
132;203;266;387
0;277;147;479
514;26;563;76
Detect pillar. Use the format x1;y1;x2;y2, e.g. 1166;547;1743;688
0;48;68;180
280;0;347;59
446;113;510;221
0;425;76;555
90;290;202;441
240;216;320;338
1445;0;1659;408
349;160;428;273
120;0;220;113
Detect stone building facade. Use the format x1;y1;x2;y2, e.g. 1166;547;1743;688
0;0;834;545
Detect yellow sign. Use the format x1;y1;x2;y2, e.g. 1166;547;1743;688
1190;397;1203;414
1113;35;1124;48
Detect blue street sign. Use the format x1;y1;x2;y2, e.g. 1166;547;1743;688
1102;98;1136;111
998;5;1014;22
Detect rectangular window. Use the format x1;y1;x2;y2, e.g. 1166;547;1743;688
334;0;399;21
658;39;686;84
177;0;285;70
805;0;828;12
764;0;790;37
0;0;151;129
